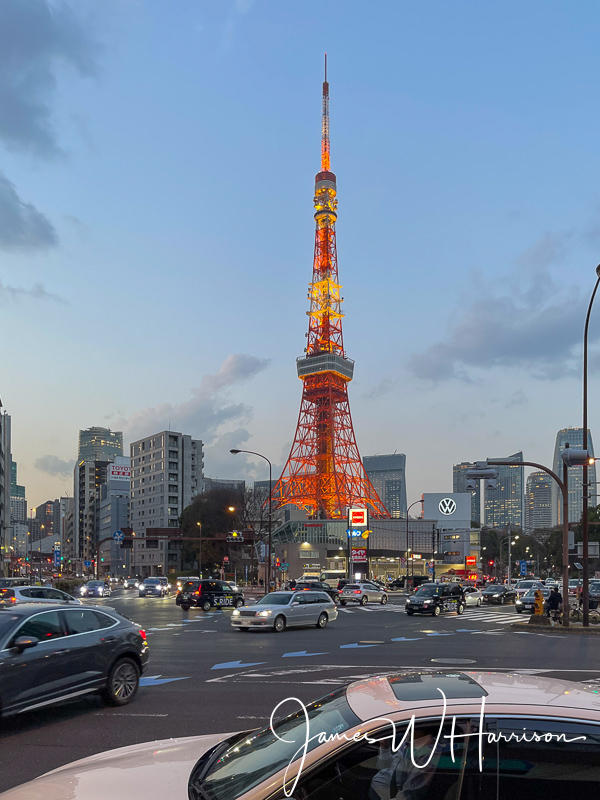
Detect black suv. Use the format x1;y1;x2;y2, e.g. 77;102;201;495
0;603;148;717
405;583;466;616
295;581;340;604
176;579;245;612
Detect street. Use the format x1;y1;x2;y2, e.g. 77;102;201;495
1;589;599;793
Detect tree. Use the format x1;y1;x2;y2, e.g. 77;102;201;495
180;487;245;574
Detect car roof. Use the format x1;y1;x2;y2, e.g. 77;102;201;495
0;602;113;617
345;670;600;722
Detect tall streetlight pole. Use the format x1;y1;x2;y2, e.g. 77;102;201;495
582;264;600;627
500;532;518;585
406;499;423;589
230;449;272;591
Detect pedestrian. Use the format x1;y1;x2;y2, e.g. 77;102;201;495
546;585;563;620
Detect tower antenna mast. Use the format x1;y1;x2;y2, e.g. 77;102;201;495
321;53;330;172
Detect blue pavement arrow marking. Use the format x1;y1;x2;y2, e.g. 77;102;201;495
340;643;377;649
139;675;190;686
425;632;455;637
391;637;423;642
211;660;267;670
282;651;328;657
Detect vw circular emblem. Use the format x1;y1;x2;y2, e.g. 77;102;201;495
439;497;457;516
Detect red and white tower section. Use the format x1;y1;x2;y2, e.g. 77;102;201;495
272;58;389;520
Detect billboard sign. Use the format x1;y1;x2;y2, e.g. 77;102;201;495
351;547;367;562
348;508;368;528
108;464;130;482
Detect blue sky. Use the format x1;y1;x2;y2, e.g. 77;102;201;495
3;0;600;508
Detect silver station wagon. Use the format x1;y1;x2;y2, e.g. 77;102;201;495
231;590;338;632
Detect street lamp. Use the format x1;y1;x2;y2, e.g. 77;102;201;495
230;449;272;591
406;499;423;589
581;263;600;626
196;522;202;578
500;533;518;585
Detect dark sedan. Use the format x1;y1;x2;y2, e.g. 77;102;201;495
295;581;340;604
481;585;517;605
79;580;110;599
0;603;148;717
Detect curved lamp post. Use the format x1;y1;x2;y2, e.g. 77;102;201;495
230;449;272;590
581;264;600;626
406;498;424;588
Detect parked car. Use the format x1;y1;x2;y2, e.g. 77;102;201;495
0;586;81;607
231;590;337;632
481;585;517;605
5;670;600;799
515;587;550;614
340;582;388;606
405;583;465;616
295;580;340;604
79;580;110;599
0;603;148;717
176;579;245;612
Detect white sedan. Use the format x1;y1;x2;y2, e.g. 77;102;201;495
463;586;483;607
3;671;600;799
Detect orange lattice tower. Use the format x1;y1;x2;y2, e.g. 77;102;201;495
272;57;389;520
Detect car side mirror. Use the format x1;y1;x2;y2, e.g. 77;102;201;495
13;636;39;655
292;601;300;606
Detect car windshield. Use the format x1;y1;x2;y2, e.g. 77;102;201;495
414;585;440;596
87;581;103;587
145;579;160;584
524;588;549;598
517;581;536;588
193;688;360;800
344;584;360;590
255;593;293;606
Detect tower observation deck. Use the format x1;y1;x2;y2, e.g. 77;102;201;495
272;57;389;520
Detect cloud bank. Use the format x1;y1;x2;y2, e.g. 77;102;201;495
0;171;57;250
35;454;75;477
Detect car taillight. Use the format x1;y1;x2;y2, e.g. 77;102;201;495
354;590;361;594
139;629;146;640
194;591;200;595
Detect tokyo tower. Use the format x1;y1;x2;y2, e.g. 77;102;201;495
272;57;389;520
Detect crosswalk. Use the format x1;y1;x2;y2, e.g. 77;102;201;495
337;604;518;625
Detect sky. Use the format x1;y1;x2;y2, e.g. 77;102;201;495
3;0;600;509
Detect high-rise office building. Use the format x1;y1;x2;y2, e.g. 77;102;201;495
73;459;111;563
0;412;11;573
551;427;597;525
10;460;27;523
452;462;481;524
98;457;131;575
525;471;553;533
483;451;524;530
363;454;407;518
35;499;61;541
78;427;123;462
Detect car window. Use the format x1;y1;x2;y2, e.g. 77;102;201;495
316;593;331;602
42;589;67;600
24;588;46;599
17;588;32;598
218;582;232;592
64;609;105;634
11;611;64;644
294;594;309;605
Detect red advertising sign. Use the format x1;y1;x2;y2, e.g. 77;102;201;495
465;556;476;566
348;508;368;527
351;547;367;562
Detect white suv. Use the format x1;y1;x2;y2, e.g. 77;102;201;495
340;582;388;606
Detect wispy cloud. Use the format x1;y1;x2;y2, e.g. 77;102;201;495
0;278;65;303
35;454;75;477
222;0;255;50
407;232;588;382
0;171;57;250
120;353;271;444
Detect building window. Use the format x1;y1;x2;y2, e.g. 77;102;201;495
443;535;461;540
300;549;319;559
168;461;178;470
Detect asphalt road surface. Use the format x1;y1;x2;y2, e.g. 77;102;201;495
1;589;599;793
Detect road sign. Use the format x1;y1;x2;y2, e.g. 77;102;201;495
84;560;92;567
223;556;229;563
520;561;527;576
400;557;406;564
348;508;368;528
53;549;61;567
428;568;434;574
113;530;125;542
465;556;476;566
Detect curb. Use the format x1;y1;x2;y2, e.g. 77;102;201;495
510;621;600;635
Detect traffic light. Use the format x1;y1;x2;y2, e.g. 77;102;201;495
226;531;244;543
488;560;494;566
533;589;544;615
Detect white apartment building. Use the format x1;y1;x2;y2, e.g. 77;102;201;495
130;431;203;576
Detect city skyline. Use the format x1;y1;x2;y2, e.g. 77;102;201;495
3;2;600;512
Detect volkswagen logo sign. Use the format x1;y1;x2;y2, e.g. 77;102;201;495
439;497;457;516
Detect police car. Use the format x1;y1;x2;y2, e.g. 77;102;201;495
405;582;465;616
176;579;245;612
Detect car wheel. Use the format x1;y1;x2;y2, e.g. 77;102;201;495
340;600;347;606
333;594;340;605
235;598;244;608
433;605;441;616
381;595;388;605
406;611;414;616
181;604;191;611
477;598;482;607
457;603;464;615
102;657;140;707
516;608;522;614
500;596;505;605
360;595;368;606
316;612;328;629
201;600;211;612
274;615;286;633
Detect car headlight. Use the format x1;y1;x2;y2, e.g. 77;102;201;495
258;610;272;617
493;594;500;598
516;599;523;605
423;600;432;604
232;609;240;616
